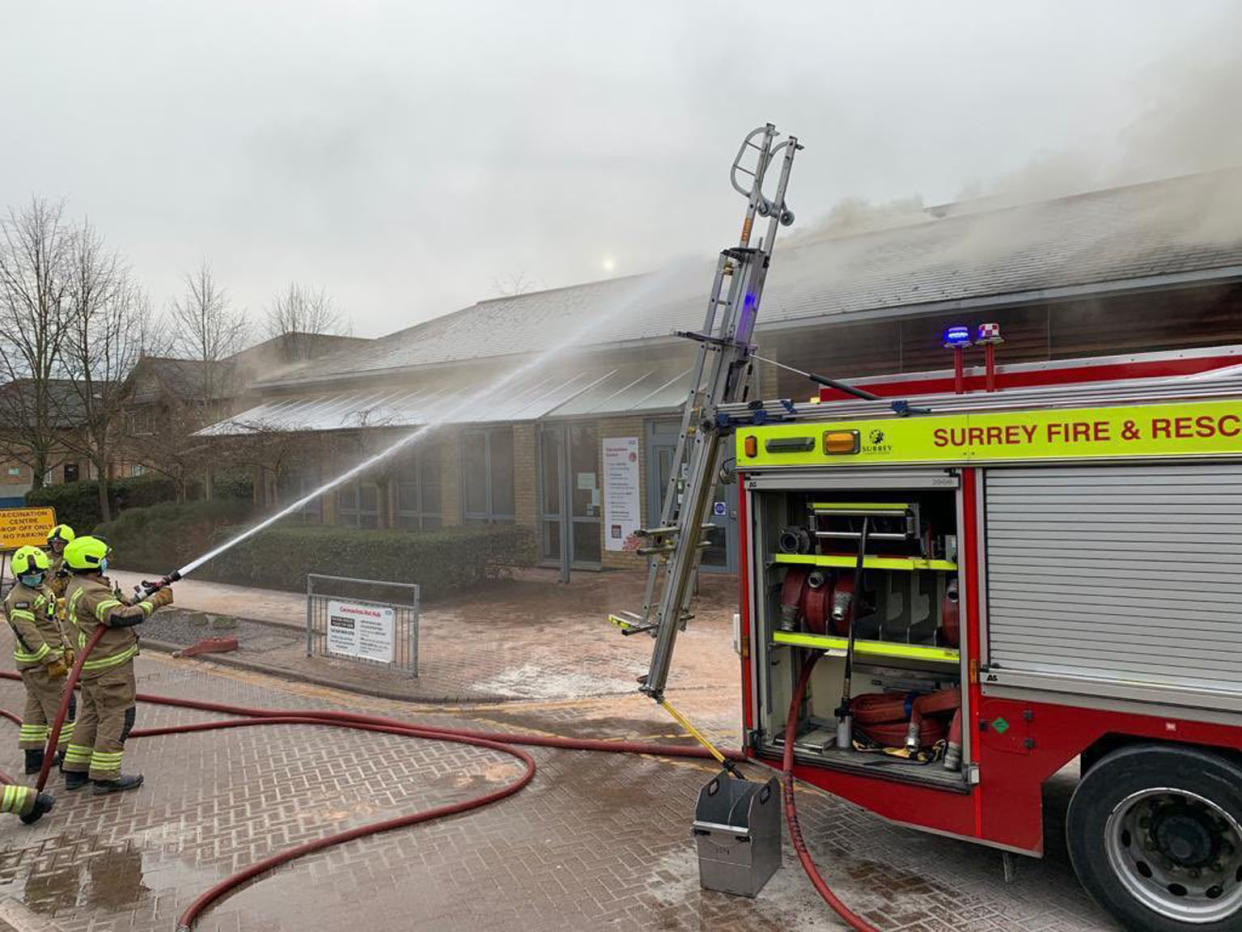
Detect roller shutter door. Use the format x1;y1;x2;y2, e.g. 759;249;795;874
984;463;1242;700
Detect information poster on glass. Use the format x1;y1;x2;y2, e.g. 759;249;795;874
603;436;640;551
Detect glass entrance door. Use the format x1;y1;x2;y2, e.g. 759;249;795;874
539;423;601;569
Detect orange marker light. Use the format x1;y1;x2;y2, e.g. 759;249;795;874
822;430;860;454
743;435;758;458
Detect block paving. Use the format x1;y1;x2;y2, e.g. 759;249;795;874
0;587;1116;931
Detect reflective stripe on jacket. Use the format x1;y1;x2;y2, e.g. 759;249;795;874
3;582;64;670
64;576;153;678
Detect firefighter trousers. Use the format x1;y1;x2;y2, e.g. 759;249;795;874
18;665;75;750
0;783;36;817
63;662;136;782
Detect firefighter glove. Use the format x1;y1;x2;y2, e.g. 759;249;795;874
46;658;68;679
63;648;76;668
149;587;174;609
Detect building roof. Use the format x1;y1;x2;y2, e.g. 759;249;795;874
261;168;1242;390
197;361;691;436
0;379;90;429
128;333;374;404
127;356;221;404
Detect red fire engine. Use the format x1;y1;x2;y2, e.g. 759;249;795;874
730;339;1242;932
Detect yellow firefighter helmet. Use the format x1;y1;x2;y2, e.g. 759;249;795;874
47;524;76;548
11;546;50;577
62;536;110;573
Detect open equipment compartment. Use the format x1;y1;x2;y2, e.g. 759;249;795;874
746;468;971;790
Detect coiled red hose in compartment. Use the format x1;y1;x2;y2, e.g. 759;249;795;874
850;688;960;749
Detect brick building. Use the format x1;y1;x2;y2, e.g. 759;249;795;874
0;379;103;505
120;332;370;492
200;169;1242;572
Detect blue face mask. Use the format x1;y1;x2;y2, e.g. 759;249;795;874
99;558;109;575
18;573;44;588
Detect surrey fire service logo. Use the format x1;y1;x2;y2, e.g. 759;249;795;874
864;427;892;455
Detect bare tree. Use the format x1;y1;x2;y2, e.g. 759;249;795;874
125;394;211;502
0;199;74;489
60;221;152;521
265;283;349;360
492;270;539;297
169;262;248;400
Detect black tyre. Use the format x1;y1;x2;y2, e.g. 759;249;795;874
1067;744;1242;932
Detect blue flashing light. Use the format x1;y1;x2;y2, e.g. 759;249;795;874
735;292;759;341
942;325;972;349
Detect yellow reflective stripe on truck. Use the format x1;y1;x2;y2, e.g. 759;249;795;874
739;398;1242;468
773;553;958;572
772;629;960;665
809;502;911;511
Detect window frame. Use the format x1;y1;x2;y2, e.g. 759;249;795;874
278;467;324;524
395;445;442;530
336;478;381;528
460;426;516;525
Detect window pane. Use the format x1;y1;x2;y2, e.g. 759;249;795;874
395;451;418;484
462;433;487;514
490;428;515;518
359;482;378;511
569;424;598;518
420;446;441;516
542;519;561;561
572;520;601;565
397;481;419;513
421;516;441;530
540;430;562;516
337;484;357;511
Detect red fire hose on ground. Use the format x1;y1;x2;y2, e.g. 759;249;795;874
783;652;879;932
0;631;877;931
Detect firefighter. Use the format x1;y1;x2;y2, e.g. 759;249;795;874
60;536;173;794
44;524;75;600
0;784;55;825
3;546;74;774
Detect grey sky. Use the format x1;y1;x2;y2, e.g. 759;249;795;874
2;1;1238;337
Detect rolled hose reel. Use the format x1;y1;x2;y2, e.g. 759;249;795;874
778;566;960;646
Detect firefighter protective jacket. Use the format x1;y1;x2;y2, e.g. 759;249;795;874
64;575;158;679
3;580;66;670
44;551;69;599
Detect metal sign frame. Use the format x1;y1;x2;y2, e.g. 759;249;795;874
305;573;420;678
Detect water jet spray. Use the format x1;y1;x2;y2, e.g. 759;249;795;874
130;261;695;601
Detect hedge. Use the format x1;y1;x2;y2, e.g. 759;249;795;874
26;474;181;533
201;524;536;600
209;471;254;502
99;506;535;601
26;472;257;534
93;499;258;572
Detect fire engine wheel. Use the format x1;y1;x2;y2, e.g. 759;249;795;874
1067;744;1242;931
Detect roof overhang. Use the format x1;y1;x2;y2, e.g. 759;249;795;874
196;363;690;437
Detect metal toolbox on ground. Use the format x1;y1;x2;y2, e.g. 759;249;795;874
691;771;782;897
